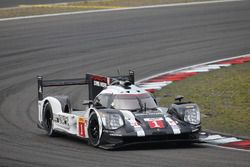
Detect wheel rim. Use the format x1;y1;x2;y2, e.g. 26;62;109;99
45;116;52;131
89;118;99;140
44;103;53;133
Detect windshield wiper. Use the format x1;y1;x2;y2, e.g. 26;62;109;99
130;108;142;112
146;107;158;110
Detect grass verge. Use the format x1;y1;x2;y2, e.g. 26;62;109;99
155;62;250;137
0;0;212;19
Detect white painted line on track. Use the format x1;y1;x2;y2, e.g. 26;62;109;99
186;65;220;71
201;65;221;69
207;137;242;144
136;54;249;83
139;86;162;90
139;82;171;86
0;0;243;22
200;135;225;141
206;64;226;68
201;143;250;153
201;135;242;144
184;68;211;72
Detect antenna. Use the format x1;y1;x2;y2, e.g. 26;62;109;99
117;68;120;76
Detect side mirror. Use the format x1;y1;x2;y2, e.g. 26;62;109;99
175;95;184;102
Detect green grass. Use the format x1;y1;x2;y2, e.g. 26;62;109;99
155;63;250;137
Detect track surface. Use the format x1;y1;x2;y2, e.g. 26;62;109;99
0;0;90;8
0;1;250;166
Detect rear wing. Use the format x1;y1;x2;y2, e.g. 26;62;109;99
37;71;134;101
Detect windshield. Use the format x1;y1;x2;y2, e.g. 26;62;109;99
111;93;157;111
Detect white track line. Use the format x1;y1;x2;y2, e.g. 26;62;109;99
139;81;171;86
201;143;250;153
0;0;242;22
136;54;249;83
139;86;162;90
205;137;241;144
200;135;225;141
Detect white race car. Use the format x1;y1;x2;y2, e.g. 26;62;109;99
37;71;201;149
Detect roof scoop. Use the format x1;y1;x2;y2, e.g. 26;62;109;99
124;80;132;87
110;80;132;89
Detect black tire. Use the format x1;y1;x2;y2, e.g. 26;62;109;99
43;102;56;137
88;112;101;147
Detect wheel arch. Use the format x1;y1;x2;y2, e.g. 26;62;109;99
42;96;65;114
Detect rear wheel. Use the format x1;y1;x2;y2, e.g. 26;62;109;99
88;112;101;147
43;102;56;136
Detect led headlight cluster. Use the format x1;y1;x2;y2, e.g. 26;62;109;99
102;114;124;130
184;106;201;125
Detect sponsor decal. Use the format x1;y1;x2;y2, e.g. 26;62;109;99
127;119;140;128
167;119;177;126
134;113;162;116
94;80;107;88
120;110;145;137
165;117;181;134
78;117;85;137
91;75;107;83
53;114;69;126
91;75;110;87
129;120;145;136
109;133;122;137
144;118;165;129
185;105;195;109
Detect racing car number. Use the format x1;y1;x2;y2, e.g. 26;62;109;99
78;117;85;137
144;118;165;129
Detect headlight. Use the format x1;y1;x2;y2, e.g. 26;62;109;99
102;114;124;130
184;106;200;125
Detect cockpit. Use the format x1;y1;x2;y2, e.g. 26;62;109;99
94;93;157;111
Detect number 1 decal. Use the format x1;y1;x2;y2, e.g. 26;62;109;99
78;117;85;137
144;118;165;129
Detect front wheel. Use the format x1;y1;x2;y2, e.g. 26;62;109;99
88;112;101;147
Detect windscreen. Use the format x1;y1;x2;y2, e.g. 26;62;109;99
111;93;157;110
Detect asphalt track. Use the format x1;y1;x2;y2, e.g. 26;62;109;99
0;0;90;8
0;1;250;166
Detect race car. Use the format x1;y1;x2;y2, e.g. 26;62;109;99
37;71;201;149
